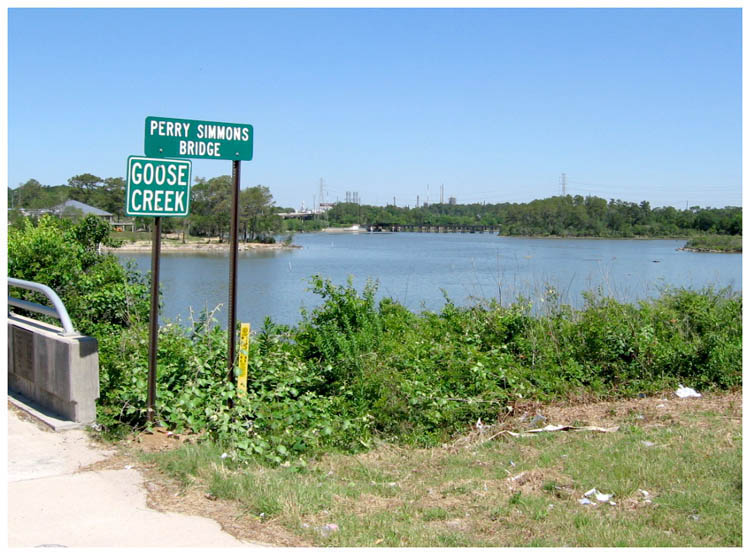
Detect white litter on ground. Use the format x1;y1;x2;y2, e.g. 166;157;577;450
676;384;701;398
581;488;616;505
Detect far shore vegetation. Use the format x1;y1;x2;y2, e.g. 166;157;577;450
683;234;742;253
8;174;742;244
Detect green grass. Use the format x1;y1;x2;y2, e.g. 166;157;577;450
111;230;152;243
141;393;742;547
684;235;742;253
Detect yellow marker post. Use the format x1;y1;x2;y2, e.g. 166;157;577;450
237;323;250;395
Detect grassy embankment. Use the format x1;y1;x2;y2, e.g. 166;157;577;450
683;235;742;253
136;391;741;547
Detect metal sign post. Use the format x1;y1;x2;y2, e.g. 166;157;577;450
147;216;161;421
228;160;241;384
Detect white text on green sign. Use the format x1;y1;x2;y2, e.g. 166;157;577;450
144;116;254;161
126;156;192;217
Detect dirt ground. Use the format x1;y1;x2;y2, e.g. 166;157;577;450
89;389;742;546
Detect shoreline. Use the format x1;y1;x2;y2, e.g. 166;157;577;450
106;240;301;253
678;246;742;254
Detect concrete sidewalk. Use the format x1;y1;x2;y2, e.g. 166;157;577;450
7;405;257;548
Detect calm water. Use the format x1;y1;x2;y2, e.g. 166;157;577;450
117;233;742;329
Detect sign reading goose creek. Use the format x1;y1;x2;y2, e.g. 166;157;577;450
144;116;254;161
126;156;192;217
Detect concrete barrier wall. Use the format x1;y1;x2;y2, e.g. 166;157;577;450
8;313;99;424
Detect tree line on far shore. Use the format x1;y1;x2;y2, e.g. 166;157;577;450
8;175;741;240
326;196;741;237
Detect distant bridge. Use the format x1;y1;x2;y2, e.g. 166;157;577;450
368;224;501;233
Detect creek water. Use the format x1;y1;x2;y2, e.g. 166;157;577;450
116;232;741;329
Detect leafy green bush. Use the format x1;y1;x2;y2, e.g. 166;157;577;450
8;215;149;335
684;235;742;253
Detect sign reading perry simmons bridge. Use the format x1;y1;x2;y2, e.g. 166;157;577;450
126;156;192;217
144;116;254;161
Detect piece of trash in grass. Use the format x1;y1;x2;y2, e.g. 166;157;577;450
675;384;701;398
583;488;614;503
529;414;546;427
220;452;229;459
641;441;656;447
656;404;665;408
504;424;619;437
578;497;595;506
319;523;340;536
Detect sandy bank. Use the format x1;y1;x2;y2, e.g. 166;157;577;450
106;240;301;253
320;225;367;233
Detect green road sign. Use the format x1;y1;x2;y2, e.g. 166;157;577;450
126;156;192;217
144;116;254;161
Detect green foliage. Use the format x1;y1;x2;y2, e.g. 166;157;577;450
684;235;742;253
324;196;741;238
187;177;281;240
8;215;149;335
95;275;742;463
281;218;328;232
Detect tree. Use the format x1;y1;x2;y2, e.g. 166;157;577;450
240;185;279;241
67;173;103;204
90;177;126;218
11;179;42;208
189;176;232;239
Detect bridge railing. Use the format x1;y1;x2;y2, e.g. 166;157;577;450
8;277;76;335
8;277;99;426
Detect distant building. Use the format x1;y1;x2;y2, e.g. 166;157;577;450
52;200;115;224
13;199;135;230
448;197;457;205
14;207;54;219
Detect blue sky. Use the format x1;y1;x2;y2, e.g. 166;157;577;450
7;7;742;209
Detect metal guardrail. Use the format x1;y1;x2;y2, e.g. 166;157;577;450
7;277;76;335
